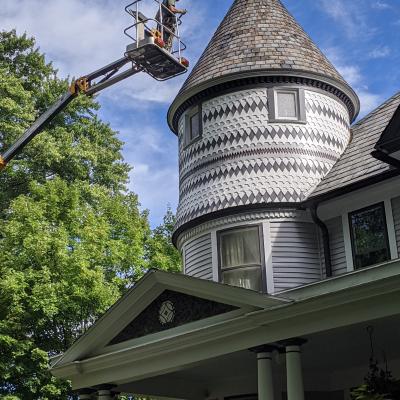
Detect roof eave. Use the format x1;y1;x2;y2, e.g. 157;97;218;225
168;69;360;134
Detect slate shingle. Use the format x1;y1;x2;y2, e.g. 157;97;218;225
177;0;349;98
311;92;400;198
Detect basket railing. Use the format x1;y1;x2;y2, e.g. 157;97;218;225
124;0;186;59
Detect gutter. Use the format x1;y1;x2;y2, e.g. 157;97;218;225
310;203;332;278
371;149;400;169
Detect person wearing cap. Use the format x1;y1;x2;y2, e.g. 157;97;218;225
156;0;187;50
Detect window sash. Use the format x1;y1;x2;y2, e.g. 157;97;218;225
184;105;202;147
190;112;200;140
268;87;306;123
349;202;391;269
219;226;262;269
218;225;264;292
275;90;299;120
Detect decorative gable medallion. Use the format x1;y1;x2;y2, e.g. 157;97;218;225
108;290;238;345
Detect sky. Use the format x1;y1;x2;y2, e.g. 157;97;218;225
1;0;400;227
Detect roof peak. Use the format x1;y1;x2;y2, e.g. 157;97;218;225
169;0;359;128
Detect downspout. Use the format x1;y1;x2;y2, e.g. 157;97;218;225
310;204;333;278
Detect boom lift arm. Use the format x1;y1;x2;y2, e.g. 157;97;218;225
0;58;139;170
0;0;188;171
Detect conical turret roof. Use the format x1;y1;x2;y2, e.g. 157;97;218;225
169;0;359;130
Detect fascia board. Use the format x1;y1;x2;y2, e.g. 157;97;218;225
155;270;291;308
55;271;163;366
53;285;400;390
54;270;289;367
51;311;255;380
273;258;400;302
245;262;400;326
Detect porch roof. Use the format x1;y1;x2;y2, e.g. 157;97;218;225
50;262;400;392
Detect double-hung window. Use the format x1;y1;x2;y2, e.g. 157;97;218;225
218;226;264;292
349;203;391;269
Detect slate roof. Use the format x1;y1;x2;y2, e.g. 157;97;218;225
178;0;349;98
311;91;400;199
375;102;400;154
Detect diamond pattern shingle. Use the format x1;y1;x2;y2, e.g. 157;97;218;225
311;92;400;198
178;0;348;97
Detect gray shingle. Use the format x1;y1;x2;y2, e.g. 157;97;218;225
177;0;349;98
311;92;400;198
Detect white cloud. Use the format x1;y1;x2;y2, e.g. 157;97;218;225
0;0;207;107
368;46;391;59
0;0;212;227
324;47;382;117
372;1;391;10
318;0;375;39
357;91;383;114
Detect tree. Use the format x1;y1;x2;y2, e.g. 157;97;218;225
0;30;180;399
147;206;182;273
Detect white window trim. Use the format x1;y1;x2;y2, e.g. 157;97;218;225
384;198;399;260
268;87;306;123
342;213;354;272
262;221;275;294
344;200;394;272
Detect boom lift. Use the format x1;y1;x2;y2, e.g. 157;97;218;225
0;0;188;171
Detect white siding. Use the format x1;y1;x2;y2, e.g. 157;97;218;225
184;234;213;280
271;221;322;292
391;196;400;255
320;216;347;277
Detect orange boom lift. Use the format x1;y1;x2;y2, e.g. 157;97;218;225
0;0;188;170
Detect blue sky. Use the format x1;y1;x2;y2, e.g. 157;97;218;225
1;0;400;227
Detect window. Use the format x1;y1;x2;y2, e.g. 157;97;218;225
268;87;306;123
185;105;202;146
349;203;390;269
218;226;264;292
189;112;200;141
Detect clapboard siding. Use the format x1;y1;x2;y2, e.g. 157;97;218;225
271;221;321;292
184;234;213;280
392;196;400;255
319;216;347;277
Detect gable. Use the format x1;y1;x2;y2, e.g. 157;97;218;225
108;290;238;345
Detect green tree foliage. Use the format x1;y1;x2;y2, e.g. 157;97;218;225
0;30;181;399
147;206;182;273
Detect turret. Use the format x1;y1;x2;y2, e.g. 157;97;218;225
168;0;359;293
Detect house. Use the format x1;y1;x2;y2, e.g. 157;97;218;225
50;0;400;399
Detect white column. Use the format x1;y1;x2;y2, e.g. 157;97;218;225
97;390;113;400
284;340;306;400
257;351;275;400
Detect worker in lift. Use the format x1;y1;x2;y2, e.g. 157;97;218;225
157;0;187;51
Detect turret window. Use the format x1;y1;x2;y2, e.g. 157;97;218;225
218;225;264;292
268;87;306;123
184;105;202;146
349;203;391;269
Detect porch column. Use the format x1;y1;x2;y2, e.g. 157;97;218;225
281;338;307;400
78;388;96;399
250;345;276;400
97;390;113;400
96;384;116;400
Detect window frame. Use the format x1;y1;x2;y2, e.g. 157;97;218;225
217;224;266;292
348;202;391;270
184;104;202;148
268;87;306;123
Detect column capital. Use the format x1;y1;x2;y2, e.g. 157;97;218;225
76;388;96;399
278;337;308;348
94;384;116;390
249;344;280;354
